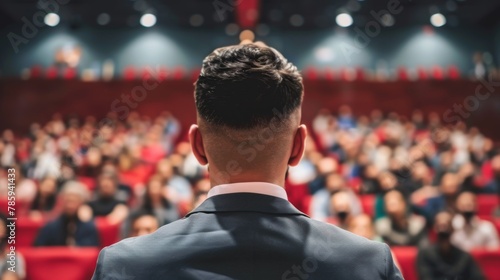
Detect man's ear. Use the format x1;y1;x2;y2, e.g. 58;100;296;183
288;124;307;167
188;124;208;165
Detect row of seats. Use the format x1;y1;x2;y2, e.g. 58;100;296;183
14;217;120;248
25;65;462;81
303;65;461;80
18;247;500;280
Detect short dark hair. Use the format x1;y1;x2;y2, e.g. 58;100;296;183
195;44;303;129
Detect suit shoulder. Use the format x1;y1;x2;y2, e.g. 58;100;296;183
304;216;390;256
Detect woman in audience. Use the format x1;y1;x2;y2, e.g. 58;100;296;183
30;177;58;220
375;189;427;246
137;175;179;226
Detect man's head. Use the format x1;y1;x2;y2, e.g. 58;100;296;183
384;189;407;218
456;191;477;223
190;44;306;186
60;181;89;216
347;214;375;240
434;211;454;243
439;172;460;196
97;173;118;198
130;212;160;237
330;191;352;222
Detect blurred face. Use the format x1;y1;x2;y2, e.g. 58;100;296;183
99;177;117;197
131;215;159;237
456;192;476;213
384;191;406;217
63;193;83;216
330;192;351;215
147;179;163;198
378;172;397;191
348;215;374;240
40;178;57;196
434;212;453;235
157;160;173;179
440;173;459;196
326;174;345;192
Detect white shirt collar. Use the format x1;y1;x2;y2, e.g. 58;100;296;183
207;182;288;200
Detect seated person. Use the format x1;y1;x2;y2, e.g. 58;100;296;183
412;172;461;223
375;190;427;246
417;211;485;280
310;172;362;221
326;191;354;229
34;181;99;246
347;214;401;272
81;173;128;225
452;191;499;251
137;175;179;226
29;177;58;220
347;213;382;242
0;214;26;279
128;211;160;237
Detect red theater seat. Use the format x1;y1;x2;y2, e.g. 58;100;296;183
359;195;375;217
172;66;186;80
20;247;99;280
123;66;136;80
46;66;58;79
30;65;43;78
191;68;201;82
63;67;77;79
157;66;169;81
304;67;318;80
448;65;460;79
472;249;500;280
17;218;44;247
431;66;444;80
477;195;498;218
324;67;335;80
397;66;408;81
392;246;418;280
95;217;120;247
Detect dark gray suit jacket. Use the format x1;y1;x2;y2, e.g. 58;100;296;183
92;193;403;280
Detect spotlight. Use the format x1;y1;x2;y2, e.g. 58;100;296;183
44;13;60;27
430;13;446;27
336;13;353;27
140;13;156;27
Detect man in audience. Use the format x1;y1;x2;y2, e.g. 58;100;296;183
128;211;160;237
452;191;499;251
310;172;362;221
328;190;354;229
34;181;99;246
417;211;485;280
375;190;427;246
82;173;128;225
413;172;461;223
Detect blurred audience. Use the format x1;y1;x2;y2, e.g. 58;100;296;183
0;107;498;278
